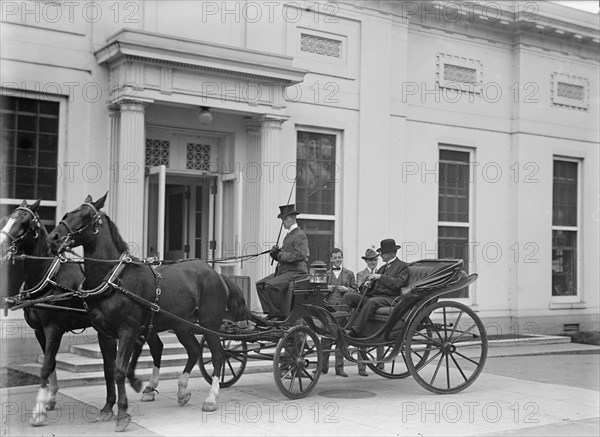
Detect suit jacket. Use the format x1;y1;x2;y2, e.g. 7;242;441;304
357;267;378;289
275;227;309;276
326;267;357;305
370;258;409;296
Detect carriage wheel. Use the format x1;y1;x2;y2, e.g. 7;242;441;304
273;325;322;399
199;337;247;388
406;301;487;394
360;320;433;379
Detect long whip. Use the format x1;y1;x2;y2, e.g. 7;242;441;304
271;177;297;265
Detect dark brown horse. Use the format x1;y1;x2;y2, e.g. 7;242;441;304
0;200;143;426
47;193;249;432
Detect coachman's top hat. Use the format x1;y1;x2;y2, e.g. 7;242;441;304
277;204;300;219
377;238;401;253
361;248;379;260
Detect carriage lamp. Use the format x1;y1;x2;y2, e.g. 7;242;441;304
309;261;328;284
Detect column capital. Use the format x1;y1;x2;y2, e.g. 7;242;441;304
108;104;120;117
251;114;290;130
115;97;154;112
245;117;261;134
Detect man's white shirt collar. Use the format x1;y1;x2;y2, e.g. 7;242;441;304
288;223;298;232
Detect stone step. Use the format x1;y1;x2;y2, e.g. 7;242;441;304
21;334;580;387
69;339;191;359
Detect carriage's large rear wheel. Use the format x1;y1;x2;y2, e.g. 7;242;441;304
199;337;247;388
406;301;487;394
360;320;433;379
273;325;322;399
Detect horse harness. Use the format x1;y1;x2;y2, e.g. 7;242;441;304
1;206;43;259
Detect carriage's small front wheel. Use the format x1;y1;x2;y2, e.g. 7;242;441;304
199;337;247;388
273;325;322;399
406;301;487;394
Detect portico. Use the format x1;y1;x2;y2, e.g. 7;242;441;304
95;29;307;296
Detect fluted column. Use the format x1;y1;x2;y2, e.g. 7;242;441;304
243;119;262;309
107;106;120;220
255;115;288;283
114;99;149;257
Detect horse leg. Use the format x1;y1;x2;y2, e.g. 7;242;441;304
31;325;62;426
173;330;201;406
126;338;145;393
96;333;117;422
114;331;138;432
31;329;47;426
141;333;163;402
201;332;224;412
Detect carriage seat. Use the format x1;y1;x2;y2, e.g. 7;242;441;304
371;261;452;322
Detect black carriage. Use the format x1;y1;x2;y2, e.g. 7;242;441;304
199;258;487;399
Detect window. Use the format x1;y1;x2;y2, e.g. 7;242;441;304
0;95;60;299
552;159;579;297
296;130;337;265
438;148;471;298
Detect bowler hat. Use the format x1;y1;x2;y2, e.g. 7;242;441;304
277;204;300;219
377;238;401;253
361;248;379;260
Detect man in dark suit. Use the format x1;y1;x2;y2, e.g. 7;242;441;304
342;238;409;337
256;204;309;321
321;248;356;377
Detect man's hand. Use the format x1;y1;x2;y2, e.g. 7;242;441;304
270;245;281;261
368;273;381;281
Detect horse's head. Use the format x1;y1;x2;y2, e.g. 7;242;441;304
48;193;107;254
0;200;44;256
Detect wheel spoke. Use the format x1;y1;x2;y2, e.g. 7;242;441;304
445;354;450;389
452;323;478;343
454;350;481;366
446;310;464;342
450;353;468;382
429;352;445;385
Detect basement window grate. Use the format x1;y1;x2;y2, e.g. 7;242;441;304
563;323;580;333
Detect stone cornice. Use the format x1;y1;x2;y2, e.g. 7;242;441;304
95;29;308;86
341;1;599;46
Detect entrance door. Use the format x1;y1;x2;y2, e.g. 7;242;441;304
165;186;188;259
145;169;216;261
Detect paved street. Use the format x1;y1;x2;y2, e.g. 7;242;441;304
1;345;598;436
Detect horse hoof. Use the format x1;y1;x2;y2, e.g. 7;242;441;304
141;387;156;402
115;414;131;432
178;392;191;406
30;413;46;427
130;378;142;393
96;410;114;422
202;402;218;412
46;400;57;411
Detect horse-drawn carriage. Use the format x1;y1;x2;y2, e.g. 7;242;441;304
1;195;487;431
198;257;486;399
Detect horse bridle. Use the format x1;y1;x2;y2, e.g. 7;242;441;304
1;206;43;254
56;203;104;253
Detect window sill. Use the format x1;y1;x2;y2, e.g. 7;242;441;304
548;302;587;310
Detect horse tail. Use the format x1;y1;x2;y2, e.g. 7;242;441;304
220;274;250;322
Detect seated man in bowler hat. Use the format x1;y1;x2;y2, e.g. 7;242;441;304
256;204;309;321
342;238;409;337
